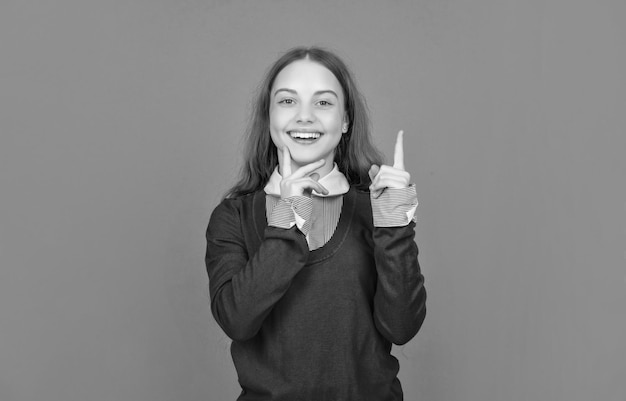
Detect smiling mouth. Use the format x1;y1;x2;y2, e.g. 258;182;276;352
289;131;322;139
288;131;322;143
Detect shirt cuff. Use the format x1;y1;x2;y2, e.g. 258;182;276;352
371;185;418;227
267;196;313;235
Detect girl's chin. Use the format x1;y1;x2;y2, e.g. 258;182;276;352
287;156;332;172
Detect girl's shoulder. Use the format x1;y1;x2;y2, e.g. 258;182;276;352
209;191;259;224
222;190;257;204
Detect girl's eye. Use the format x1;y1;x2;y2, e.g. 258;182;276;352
278;98;295;105
317;100;333;107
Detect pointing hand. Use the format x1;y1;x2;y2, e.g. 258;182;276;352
279;146;329;199
368;130;411;199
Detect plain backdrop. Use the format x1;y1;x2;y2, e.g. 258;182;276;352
1;1;625;400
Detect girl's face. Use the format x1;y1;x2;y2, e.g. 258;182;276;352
269;59;347;177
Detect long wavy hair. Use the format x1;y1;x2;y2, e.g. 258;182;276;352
225;46;383;199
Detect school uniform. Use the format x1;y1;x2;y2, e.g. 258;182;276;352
206;165;426;400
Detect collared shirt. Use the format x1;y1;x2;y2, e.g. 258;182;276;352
264;164;418;250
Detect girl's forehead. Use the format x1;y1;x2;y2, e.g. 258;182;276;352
272;60;342;94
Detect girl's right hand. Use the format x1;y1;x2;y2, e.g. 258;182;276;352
279;147;329;199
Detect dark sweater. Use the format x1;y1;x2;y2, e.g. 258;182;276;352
205;187;426;400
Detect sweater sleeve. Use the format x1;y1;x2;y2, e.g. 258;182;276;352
205;198;310;341
372;221;427;345
267;195;313;236
370;185;418;227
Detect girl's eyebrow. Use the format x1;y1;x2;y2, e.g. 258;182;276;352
273;88;339;98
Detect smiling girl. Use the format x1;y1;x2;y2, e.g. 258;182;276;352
205;46;426;400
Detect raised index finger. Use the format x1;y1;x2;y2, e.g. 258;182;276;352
393;130;405;170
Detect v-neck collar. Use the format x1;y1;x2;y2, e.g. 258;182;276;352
253;187;356;264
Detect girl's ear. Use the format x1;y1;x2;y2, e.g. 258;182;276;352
342;114;349;133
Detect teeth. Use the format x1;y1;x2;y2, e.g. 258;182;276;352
289;131;321;139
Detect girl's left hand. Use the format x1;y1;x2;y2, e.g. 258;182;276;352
368;130;411;199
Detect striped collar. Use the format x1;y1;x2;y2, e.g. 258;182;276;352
263;163;350;197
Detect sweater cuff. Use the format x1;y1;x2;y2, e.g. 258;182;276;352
371;185;418;227
267;196;313;235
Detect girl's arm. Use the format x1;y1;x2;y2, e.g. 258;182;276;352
206;153;328;342
372;220;426;345
368;130;427;344
206;199;309;342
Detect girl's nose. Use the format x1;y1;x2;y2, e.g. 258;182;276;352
296;105;315;123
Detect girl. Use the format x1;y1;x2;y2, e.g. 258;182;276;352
205;46;426;400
